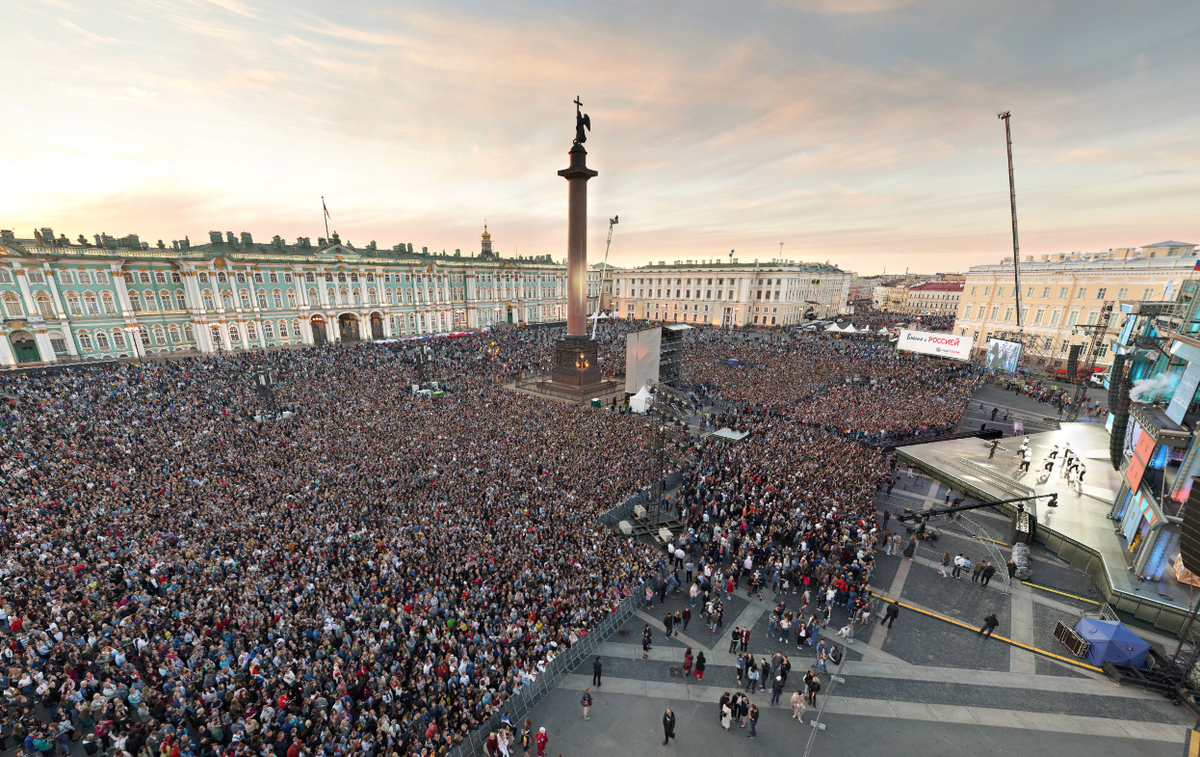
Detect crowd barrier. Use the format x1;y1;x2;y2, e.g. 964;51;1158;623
446;584;644;757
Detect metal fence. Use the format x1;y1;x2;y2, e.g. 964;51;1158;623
446;590;641;757
447;469;683;757
596;470;686;530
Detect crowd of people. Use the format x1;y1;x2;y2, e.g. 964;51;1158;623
0;330;674;757
683;333;982;442
0;318;981;757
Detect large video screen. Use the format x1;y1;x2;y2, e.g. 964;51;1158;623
985;338;1022;373
895;329;973;361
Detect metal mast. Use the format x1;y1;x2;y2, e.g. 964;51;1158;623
590;215;618;340
999;112;1023;331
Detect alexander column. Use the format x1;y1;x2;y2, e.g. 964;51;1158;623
552;97;603;393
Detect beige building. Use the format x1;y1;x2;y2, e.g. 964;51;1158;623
874;284;909;313
955;241;1197;366
613;258;851;327
905;280;963;316
587;262;617;313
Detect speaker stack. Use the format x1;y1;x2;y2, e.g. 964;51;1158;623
1067;344;1083;380
1181;481;1200;575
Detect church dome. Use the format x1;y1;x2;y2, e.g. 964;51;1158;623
481;222;491;242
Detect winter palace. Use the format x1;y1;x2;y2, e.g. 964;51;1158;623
0;225;567;366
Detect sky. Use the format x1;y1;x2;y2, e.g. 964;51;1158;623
1;1;1198;275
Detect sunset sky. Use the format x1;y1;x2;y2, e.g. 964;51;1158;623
2;0;1198;274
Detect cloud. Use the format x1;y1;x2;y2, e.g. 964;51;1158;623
56;16;116;44
0;1;1196;274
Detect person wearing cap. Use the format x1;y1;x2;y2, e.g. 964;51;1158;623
534;727;547;757
770;674;785;705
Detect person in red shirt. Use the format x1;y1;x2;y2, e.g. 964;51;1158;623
535;727;547;757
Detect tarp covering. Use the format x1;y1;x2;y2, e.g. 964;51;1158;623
629;385;653;414
1072;618;1151;668
824;324;842;332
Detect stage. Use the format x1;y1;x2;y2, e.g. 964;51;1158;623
897;422;1192;633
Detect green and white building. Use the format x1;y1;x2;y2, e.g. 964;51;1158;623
0;225;567;367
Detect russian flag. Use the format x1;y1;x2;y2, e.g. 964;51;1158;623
1194;259;1200;271
323;199;331;219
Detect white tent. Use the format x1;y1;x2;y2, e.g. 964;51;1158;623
629;385;653;414
825;324;842;332
842;324;857;333
878;326;891;334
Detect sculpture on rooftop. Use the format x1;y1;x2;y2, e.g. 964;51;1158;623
573;96;590;145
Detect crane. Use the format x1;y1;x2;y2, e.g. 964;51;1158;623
590;215;618;340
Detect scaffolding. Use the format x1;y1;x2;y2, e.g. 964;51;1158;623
659;325;687;387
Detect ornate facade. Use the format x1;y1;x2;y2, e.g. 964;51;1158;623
0;226;566;367
612;259;851;327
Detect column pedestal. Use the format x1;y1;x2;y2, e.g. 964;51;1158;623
551;335;602;388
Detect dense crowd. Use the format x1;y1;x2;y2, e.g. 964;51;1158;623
0;320;979;757
683;333;981;442
0;330;672;757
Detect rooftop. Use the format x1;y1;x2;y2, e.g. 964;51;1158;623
909;281;965;292
635;258;846;274
0;227;563;268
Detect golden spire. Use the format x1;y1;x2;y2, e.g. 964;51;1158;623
482;221;491;242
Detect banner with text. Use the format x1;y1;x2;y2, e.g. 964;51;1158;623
896;329;973;361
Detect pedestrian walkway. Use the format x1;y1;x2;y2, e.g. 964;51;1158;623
557;674;1183;741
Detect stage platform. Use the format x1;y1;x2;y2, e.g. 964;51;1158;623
897;422;1192;634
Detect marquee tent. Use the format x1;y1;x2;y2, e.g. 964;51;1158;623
1072;618;1151;668
629;385;653;414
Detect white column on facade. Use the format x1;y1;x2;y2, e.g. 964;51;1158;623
111;265;134;314
179;269;203;312
42;264;67;319
13;267;37;315
32;327;57;363
129;325;147;357
246;271;259;315
317;270;330;307
294;269;309;307
0;333;15;366
298;318;314;345
239;321;251;350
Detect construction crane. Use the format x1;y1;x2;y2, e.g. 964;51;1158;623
590;215;618;340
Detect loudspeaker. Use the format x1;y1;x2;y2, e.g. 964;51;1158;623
1108;354;1125;409
1067;344;1082;379
1181;482;1200;574
1110;384;1130;471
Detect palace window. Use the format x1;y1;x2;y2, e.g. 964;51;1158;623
77;331;93;350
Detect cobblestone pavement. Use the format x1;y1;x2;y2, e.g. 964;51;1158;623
518;468;1190;757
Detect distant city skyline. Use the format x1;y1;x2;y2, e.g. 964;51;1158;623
2;1;1198;275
